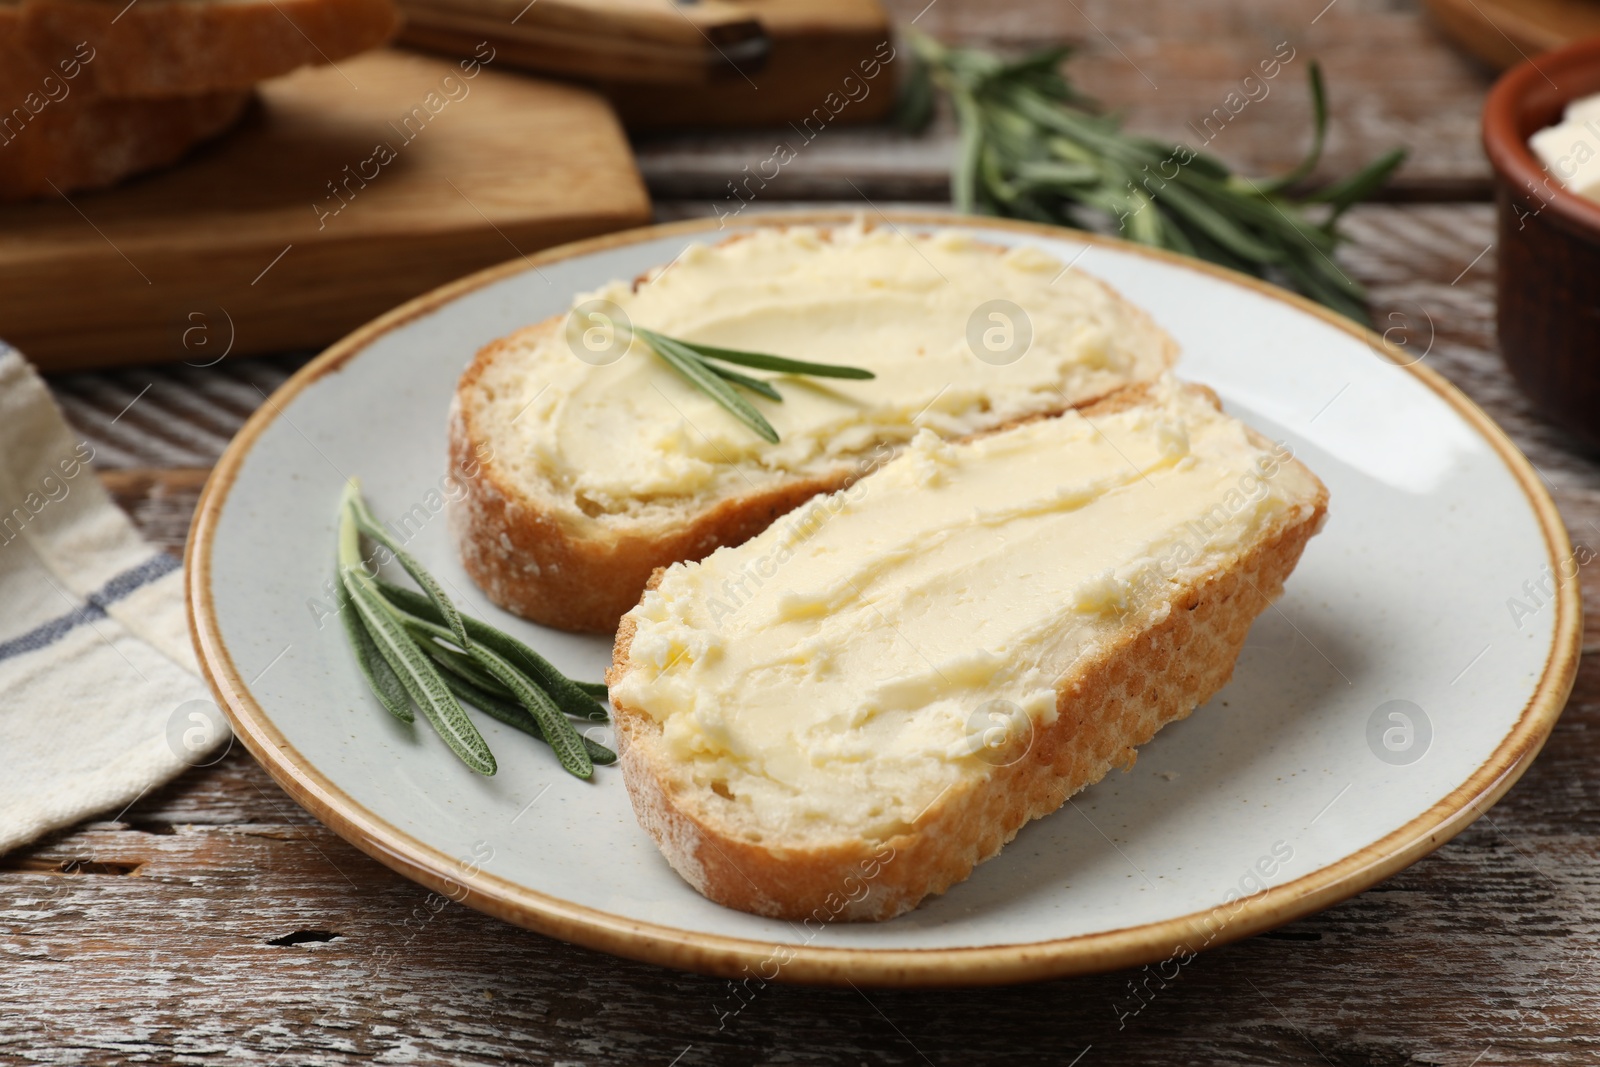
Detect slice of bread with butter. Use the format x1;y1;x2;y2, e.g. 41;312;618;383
607;378;1328;920
449;222;1179;633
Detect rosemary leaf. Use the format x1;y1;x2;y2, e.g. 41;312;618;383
951;85;984;212
910;33;1407;325
1013;159;1100;190
412;631;508;694
336;484;619;781
383;595;594;777
435;669;618;766
374;577;609;722
572;680;610;700
1146;178;1281;261
344;483;470;648
337;576;412;724
1252;61;1330;195
1305;147;1408;222
706;363;783;402
623;328;873;442
653;334;876;380
343;569;496;776
637;328;779;444
467;643;595;780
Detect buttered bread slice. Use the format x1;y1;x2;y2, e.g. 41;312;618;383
608;379;1328;921
450;223;1177;633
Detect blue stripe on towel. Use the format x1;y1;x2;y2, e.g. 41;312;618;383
0;553;181;663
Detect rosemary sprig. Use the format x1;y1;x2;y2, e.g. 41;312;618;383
705;363;782;402
373;577;609;722
465;639;596;779
904;34;1406;325
337;577;410;724
637;328;779;443
629;326;874;443
336;480;609;779
347;491;468;647
658;335;875;379
340;529;495;776
393;606;596;779
430;664;617;765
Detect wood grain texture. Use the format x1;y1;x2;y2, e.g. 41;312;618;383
13;199;1600;1065
397;0;768;87
599;0;897;128
49;351;309;470
10;0;1600;1057
633;0;1498;204
1422;0;1600;70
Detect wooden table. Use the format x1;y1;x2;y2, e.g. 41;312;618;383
8;2;1600;1063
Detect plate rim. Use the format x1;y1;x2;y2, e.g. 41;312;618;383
186;209;1582;987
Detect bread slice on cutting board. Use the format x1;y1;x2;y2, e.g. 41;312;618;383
0;0;399;198
606;378;1329;921
0;88;250;200
449;222;1180;633
0;0;399;99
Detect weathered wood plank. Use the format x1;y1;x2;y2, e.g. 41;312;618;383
0;653;1595;1067
97;468;212;557
19;191;1600;1063
634;0;1497;202
48;354;308;470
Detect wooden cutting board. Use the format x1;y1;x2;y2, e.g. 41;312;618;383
1423;0;1600;68
0;48;651;372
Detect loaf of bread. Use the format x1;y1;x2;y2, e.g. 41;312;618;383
0;0;399;198
0;89;249;200
0;0;399;99
449;223;1180;633
607;378;1329;920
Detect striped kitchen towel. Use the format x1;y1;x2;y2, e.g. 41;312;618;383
0;345;224;855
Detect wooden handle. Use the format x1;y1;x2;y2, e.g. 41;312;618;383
397;0;769;84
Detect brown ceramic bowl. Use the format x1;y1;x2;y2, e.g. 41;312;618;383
1483;36;1600;450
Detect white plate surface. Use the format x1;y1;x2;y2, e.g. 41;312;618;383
190;213;1578;985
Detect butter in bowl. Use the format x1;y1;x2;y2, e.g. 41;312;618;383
1529;92;1600;202
1483;37;1600;451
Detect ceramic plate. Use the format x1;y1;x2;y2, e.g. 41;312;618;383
188;212;1580;986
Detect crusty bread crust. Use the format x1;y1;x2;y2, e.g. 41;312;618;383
0;0;399;100
448;328;865;633
449;229;1180;633
0;0;396;200
0;89;250;201
606;386;1330;921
